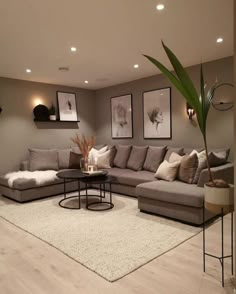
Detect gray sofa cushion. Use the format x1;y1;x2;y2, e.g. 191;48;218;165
58;149;72;169
113;145;132;168
116;170;156;186
127;146;148;171
29;149;59;171
105;168;156;186
136;180;204;208
208;149;230;167
143;146;166;172
164;147;184;161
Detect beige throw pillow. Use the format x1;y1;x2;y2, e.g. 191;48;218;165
190;149;207;184
155;160;181;182
89;146;108;164
169;152;183;163
97;150;111;169
178;153;198;184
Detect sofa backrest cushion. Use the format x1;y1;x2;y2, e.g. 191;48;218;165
169;152;183;163
208;149;230;167
94;144;106;150
143;146;167;172
29;149;59;171
58;148;72;169
164;147;184;161
127;146;148;171
71;146;82;154
177;153;198;184
113;145;132;168
155;160;181;182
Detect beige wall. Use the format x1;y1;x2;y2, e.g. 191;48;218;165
95;57;234;158
0;78;96;173
234;0;236;285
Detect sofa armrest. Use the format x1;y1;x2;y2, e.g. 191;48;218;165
197;163;234;187
20;160;30;171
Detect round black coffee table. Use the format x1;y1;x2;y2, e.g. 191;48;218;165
56;170;113;210
81;175;114;211
57;170;85;209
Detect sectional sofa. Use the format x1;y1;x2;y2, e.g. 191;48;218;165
0;145;233;225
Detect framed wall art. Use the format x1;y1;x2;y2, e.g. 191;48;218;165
111;94;133;139
143;87;172;139
57;91;78;121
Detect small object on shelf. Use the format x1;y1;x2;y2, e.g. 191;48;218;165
33;104;49;121
34;119;80;122
49;115;57;121
49;103;57;120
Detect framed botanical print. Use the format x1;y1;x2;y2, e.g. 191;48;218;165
111;94;133;138
143;87;172;139
57;91;78;121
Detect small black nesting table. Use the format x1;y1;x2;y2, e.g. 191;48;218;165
56;170;113;211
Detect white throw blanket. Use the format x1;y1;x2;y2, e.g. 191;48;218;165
4;170;58;188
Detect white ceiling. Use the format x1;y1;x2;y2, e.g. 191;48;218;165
0;0;233;90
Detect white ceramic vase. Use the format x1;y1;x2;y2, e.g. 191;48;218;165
49;115;56;121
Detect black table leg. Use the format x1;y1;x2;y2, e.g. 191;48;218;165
203;206;205;272
100;184;102;202
78;180;81;209
64;179;66;199
110;183;112;205
231;211;234;275
86;183;88;209
221;208;224;287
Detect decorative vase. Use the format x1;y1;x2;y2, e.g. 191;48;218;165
204;184;234;214
49;115;56;121
80;157;89;172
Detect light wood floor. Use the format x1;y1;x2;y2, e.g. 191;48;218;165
0;212;235;294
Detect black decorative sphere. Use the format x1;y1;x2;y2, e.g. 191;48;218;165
33;104;49;121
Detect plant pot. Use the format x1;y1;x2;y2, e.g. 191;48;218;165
204;183;234;214
49;115;56;121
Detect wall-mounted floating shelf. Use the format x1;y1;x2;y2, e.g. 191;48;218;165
34;119;80;123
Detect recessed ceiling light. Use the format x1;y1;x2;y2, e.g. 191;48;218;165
70;47;77;52
216;37;223;43
84;80;89;84
156;4;165;10
133;64;139;69
26;68;31;73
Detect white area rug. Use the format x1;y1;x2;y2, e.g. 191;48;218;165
0;192;200;282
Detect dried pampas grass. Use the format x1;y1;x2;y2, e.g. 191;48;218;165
71;134;96;158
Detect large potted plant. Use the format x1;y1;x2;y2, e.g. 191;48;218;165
144;42;233;214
